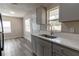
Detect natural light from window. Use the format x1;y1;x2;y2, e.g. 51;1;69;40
49;8;59;20
25;18;31;32
0;21;11;33
48;7;61;32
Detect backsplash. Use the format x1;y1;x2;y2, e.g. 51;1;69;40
61;21;79;34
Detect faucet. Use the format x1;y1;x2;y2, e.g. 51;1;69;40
39;24;54;35
50;25;54;35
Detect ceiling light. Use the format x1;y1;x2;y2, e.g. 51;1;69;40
10;11;15;14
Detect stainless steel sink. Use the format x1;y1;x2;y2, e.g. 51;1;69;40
40;34;57;39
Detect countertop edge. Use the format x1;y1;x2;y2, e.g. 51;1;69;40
31;33;79;52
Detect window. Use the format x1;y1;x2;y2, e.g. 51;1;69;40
0;21;11;33
47;7;61;32
25;18;31;32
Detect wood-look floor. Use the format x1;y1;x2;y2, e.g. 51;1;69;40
2;38;32;56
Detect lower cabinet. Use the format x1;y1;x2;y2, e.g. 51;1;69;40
44;46;52;56
32;35;79;56
31;35;52;56
31;35;37;55
52;43;79;56
36;42;44;56
52;43;64;56
37;38;52;56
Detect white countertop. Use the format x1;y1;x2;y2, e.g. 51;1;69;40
32;32;79;51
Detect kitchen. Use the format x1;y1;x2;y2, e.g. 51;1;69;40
0;3;79;56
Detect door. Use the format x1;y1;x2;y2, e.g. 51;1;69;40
0;14;4;56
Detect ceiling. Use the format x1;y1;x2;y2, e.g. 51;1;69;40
0;3;57;18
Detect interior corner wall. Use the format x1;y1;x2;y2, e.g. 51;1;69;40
2;16;23;39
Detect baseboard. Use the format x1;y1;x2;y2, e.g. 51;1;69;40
4;37;24;40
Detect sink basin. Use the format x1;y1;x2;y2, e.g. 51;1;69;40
40;34;57;39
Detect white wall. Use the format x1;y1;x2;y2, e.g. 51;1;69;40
23;13;41;49
23;4;58;41
2;16;23;39
23;13;40;41
23;15;32;42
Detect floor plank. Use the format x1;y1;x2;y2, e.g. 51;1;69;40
2;38;32;56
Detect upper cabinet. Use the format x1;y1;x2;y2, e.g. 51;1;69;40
36;6;47;24
59;4;79;22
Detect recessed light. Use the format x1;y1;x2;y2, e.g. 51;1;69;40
10;11;15;14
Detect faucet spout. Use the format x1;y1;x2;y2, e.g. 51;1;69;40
50;25;54;35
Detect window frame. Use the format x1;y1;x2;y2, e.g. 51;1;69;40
47;6;61;32
25;18;31;33
1;21;11;33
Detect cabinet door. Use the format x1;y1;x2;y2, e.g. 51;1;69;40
36;7;42;24
31;35;37;54
36;38;44;56
52;43;79;56
36;37;52;56
36;7;47;24
59;4;79;22
41;7;47;24
61;46;79;56
39;38;52;56
52;43;63;56
41;39;52;56
44;45;52;56
37;43;44;56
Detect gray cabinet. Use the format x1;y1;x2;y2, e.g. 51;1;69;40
52;43;79;56
59;4;79;22
31;35;52;56
32;35;79;56
37;41;44;56
31;35;37;55
37;38;52;56
52;43;64;56
44;45;52;56
36;6;47;24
